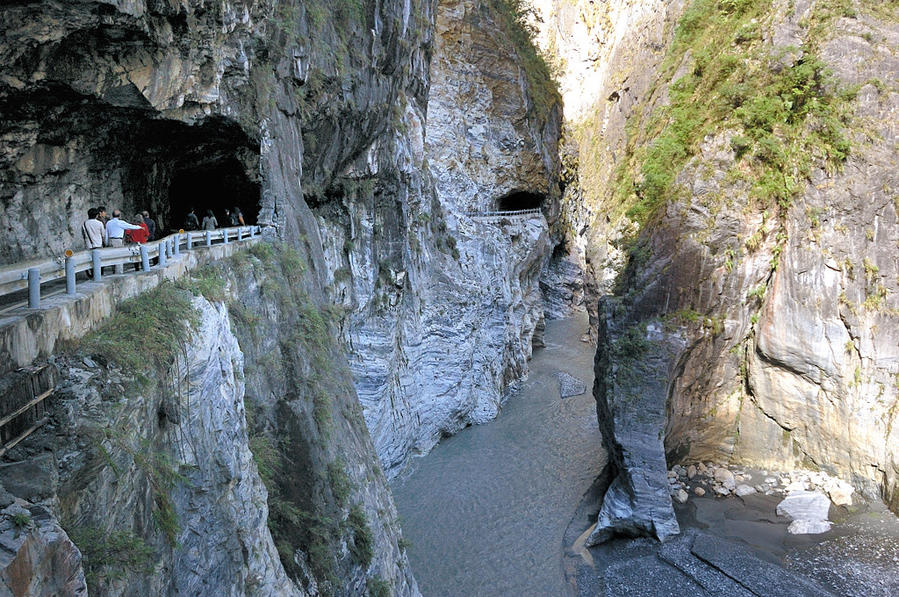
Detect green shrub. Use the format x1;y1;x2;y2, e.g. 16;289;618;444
348;505;374;566
79;282;197;374
69;526;154;592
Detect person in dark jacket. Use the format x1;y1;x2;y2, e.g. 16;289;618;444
142;210;156;240
184;207;199;231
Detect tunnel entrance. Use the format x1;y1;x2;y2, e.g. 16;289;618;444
168;157;259;233
496;191;544;212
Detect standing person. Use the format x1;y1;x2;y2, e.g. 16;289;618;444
184;207;199;231
81;208;105;249
233;207;245;226
96;205;108;223
142;210;156;240
105;210;142;247
201;209;218;231
126;213;149;244
224;208;232;227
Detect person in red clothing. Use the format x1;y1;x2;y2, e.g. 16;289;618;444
126;212;150;244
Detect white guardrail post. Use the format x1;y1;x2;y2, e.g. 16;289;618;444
92;249;102;281
139;245;150;271
65;253;76;295
28;268;40;308
223;228;229;244
158;241;167;268
205;230;212;247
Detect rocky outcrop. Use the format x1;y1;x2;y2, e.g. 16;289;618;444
1;244;419;595
0;499;86;597
587;309;683;544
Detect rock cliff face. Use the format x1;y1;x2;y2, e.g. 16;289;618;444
537;0;899;540
2;245;418;595
313;0;564;476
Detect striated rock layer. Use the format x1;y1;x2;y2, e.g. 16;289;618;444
313;0;564;475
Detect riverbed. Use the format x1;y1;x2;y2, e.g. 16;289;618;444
391;313;605;596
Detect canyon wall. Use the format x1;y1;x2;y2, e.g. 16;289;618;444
534;0;899;540
313;0;563;476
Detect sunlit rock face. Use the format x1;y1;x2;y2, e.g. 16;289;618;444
533;0;899;540
315;0;564;476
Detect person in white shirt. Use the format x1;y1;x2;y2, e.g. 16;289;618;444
105;209;142;248
81;208;106;249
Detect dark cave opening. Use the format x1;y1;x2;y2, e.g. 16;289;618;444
167;157;260;233
0;85;261;261
496;191;544;212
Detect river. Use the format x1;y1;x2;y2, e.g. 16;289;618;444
391;313;606;596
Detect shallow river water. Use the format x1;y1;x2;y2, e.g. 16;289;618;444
391;314;605;596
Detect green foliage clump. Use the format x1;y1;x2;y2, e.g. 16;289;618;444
128;445;183;546
11;512;31;530
79;282;197;374
69;526;154;592
347;505;374;566
611;323;650;360
328;457;353;507
367;577;392;597
613;0;854;225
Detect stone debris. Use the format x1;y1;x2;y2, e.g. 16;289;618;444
776;490;833;535
667;463;855;518
555;371;587;398
735;484;756;497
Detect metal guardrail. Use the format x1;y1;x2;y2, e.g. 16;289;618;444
0;225;261;309
464;208;543;218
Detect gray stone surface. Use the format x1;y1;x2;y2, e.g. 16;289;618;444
0;455;58;503
603;555;708;596
690;534;833;597
658;531;755;597
587;316;684;545
557;371;588;398
0;500;86;597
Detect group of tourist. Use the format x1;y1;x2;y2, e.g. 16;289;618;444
182;207;245;231
81;206;157;250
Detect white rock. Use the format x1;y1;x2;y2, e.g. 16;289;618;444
765;477;778;485
824;478;854;507
687;465;697;479
714;468;736;490
693;487;706;496
673;489;689;504
784;480;808;492
776;490;832;535
787;519;832;534
735;484;757;497
714;485;730;496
